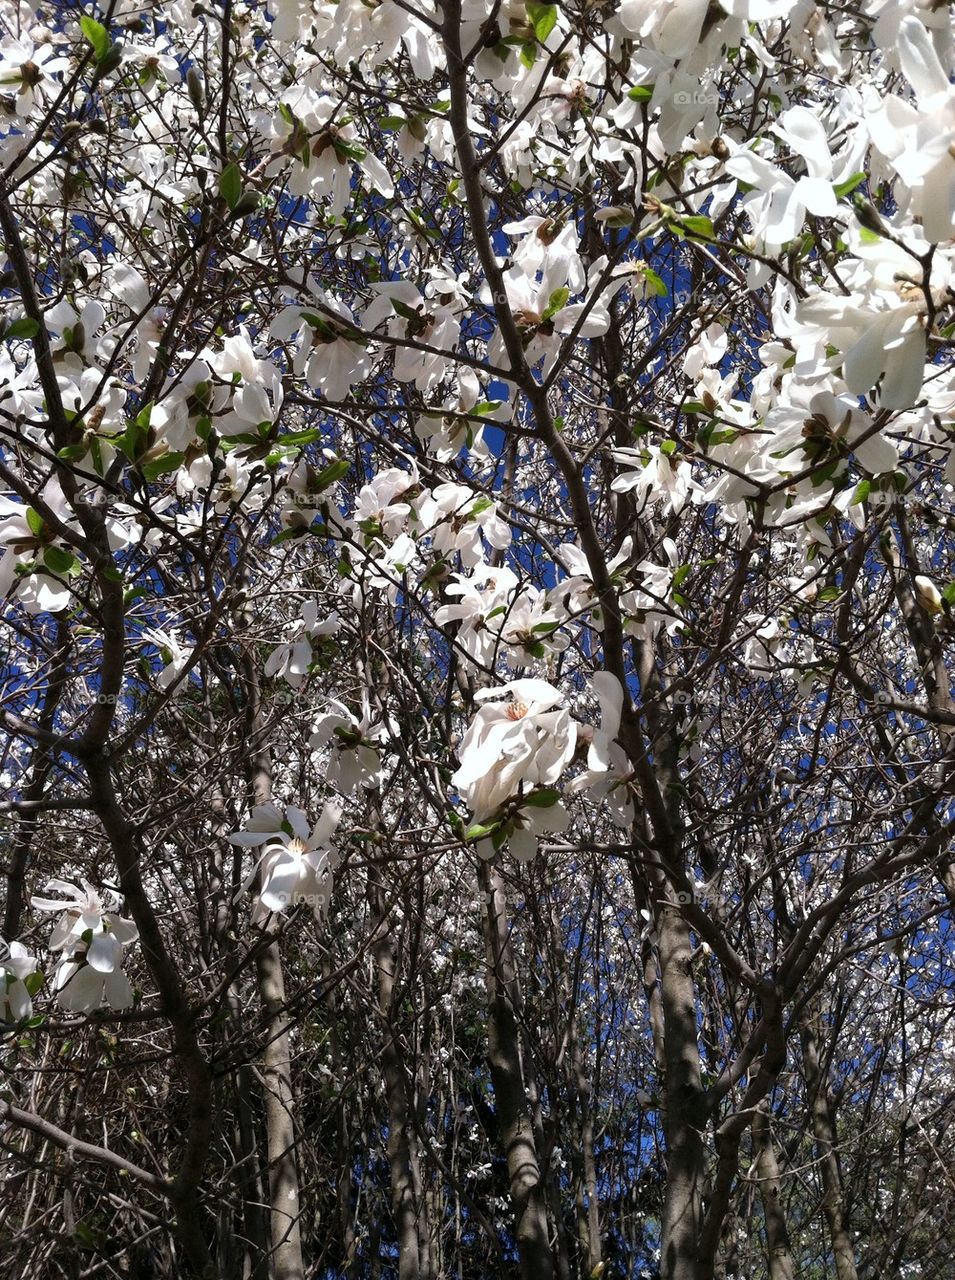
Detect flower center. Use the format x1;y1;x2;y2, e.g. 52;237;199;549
506;701;528;721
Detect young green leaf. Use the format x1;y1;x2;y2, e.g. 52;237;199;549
527;2;558;41
6;317;39;340
80;15;110;61
219;162;242;211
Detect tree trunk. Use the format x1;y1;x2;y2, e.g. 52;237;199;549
242;650;306;1280
478;860;555;1280
255;937;305;1280
799;1008;859;1280
370;865;423;1280
656;897;706;1280
752;1101;794;1280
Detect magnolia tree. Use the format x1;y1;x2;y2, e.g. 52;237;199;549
0;0;954;1276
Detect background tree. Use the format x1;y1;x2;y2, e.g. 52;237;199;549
1;0;953;1277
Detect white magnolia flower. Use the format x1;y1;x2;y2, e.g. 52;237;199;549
270;87;395;215
620;539;684;640
363;282;461;392
452;679;577;821
611;444;700;514
310;697;386;794
265;601;341;688
793;228;948;411
0;35;70;118
230;801;341;916
1;938;39;1022
417;483;511;568
566;673;635;828
208;328;284;438
867;18;955;243
272;296;370;401
435;564;566;665
555;538;634;619
0;481;77;615
914;575;943;614
502;215;586;293
503;796;571;863
726;127;838;251
764;388;898;476
486;262;612;370
31;880;138;1013
142;627;193;692
353;464;419;540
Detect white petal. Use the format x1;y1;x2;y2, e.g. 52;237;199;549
509;828;539;862
86;932;121;974
104;969;134;1010
57;964;104;1012
897;16;950;103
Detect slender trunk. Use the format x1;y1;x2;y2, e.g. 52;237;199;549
478;860;555;1280
241;652;305;1280
799;1008;859;1280
370;864;422;1280
656;896;706;1280
752;1102;794;1280
323;952;357;1273
255;937;305;1280
85;753;214;1276
209;777;269;1279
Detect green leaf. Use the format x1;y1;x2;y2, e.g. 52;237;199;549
524;786;560;808
390;297;421;323
627;84;654;101
850;478;871;505
43;545;80;576
466;820;501;841
56;443;88;461
313;458;350;490
6;317;39;340
641;267;668;297
141;452;184;481
277;427;322;446
527;2;558;41
379;114;407;131
542;287;569;320
273;525;310;544
219;162;242;211
833;172;867;198
22;970;44;996
26;508;44;537
705;428;739;447
80;15;110;61
333;138;367;163
660;439;678;456
942;581;955;606
675;214;715;242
